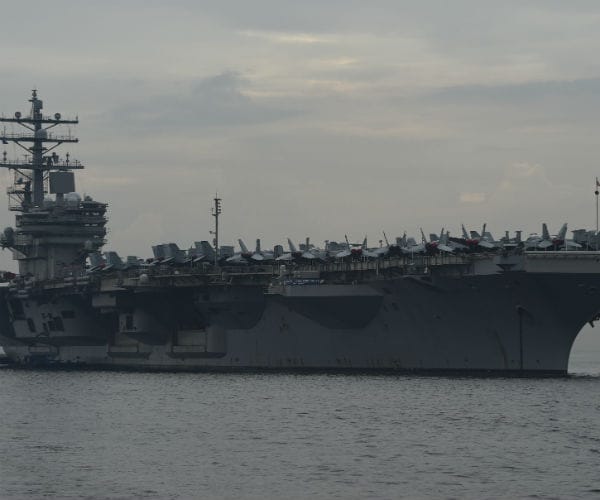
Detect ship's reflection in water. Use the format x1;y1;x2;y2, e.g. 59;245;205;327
0;345;598;499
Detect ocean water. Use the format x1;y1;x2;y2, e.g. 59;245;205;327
0;329;599;499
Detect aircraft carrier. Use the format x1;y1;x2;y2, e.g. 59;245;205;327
0;91;599;374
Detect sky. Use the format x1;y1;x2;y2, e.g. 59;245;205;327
2;1;600;269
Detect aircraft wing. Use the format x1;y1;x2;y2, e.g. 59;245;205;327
361;249;379;258
563;240;582;249
276;253;294;261
437;244;454;253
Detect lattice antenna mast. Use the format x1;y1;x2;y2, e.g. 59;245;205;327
0;89;82;211
210;195;222;267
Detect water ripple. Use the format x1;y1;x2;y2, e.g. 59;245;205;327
0;368;599;499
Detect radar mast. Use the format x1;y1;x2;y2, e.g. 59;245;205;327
211;195;222;267
0;89;82;210
0;91;107;280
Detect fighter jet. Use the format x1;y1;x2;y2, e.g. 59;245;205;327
248;239;275;262
359;237;381;259
225;239;252;265
411;229;455;255
189;241;216;263
500;230;523;250
524;232;542;250
151;243;187;265
460;224;497;250
536;223;582;250
276;238;318;262
525;225;561;250
125;256;145;269
88;252;106;272
307;239;329;261
434;229;455;253
373;232;394;257
102;251;125;271
539;223;557;249
334;236;378;259
399;231;426;255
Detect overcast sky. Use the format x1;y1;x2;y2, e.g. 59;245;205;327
2;1;600;268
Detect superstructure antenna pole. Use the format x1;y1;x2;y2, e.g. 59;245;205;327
212;194;222;267
594;177;600;251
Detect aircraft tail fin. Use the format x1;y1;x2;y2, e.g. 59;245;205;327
199;241;215;259
104;251;123;268
440;229;448;245
89;252;105;267
383;231;389;247
165;243;184;261
542;223;550;240
151;245;165;260
558;223;568;240
287;238;298;253
462;224;469;239
238;239;249;254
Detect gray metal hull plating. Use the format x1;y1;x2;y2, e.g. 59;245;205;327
1;269;598;374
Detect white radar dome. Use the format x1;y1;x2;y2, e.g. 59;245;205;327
65;192;82;206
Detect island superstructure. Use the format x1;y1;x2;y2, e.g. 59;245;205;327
0;90;107;281
0;91;599;374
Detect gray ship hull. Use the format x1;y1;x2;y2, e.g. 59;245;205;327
2;258;599;374
3;93;598;375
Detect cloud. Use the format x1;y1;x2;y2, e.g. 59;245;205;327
83;176;135;188
497;162;551;192
240;30;336;45
2;0;600;269
105;71;299;133
459;192;486;204
430;78;600;106
314;57;358;68
316;120;452;140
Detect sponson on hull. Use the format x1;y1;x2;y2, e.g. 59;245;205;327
0;91;599;374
